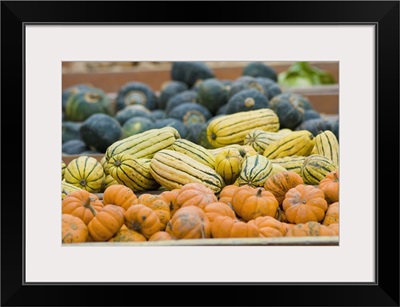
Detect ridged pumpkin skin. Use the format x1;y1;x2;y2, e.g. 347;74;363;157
64;156;105;193
322;202;339;226
218;185;241;205
318;170;339;203
230;187;279;222
88;205;125;242
158;189;181;217
103;184;137;211
148;231;175;241
248;216;286;237
203;202;236;222
166;206;211;239
62;190;104;225
134;194;171;229
62;214;88;243
174;182;216;207
263;171;304;205
285;221;337;237
237;154;273;188
282;185;328;224
108;229;147;242
211;216;260;238
124;204;163;239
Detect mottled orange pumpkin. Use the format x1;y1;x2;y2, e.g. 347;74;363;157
62;214;88;243
103;184;137;211
230;186;279;221
203;202;236;222
282;222;295;234
211;216;260;238
322;202;339;226
124;204;163;239
108;228;147;242
248;216;286;237
158;188;181;217
218;185;241;205
62;190;104;225
148;231;175;241
88;204;125;241
328;223;339;236
319;170;339;203
263;171;304;205
134;194;171;229
166;206;211;239
285;221;336;237
282;184;328;224
177;183;218;210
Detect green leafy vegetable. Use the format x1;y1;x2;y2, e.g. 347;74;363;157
278;62;336;87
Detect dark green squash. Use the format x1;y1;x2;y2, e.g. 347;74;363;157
150;109;167;121
165;90;198;115
242;62;278;81
168;102;213;126
62;139;90;155
216;103;228;115
158;80;188;110
80;113;123;153
197;122;215;149
152;118;189;139
295;118;333;136
197;78;229;115
171;61;215;88
62;121;83;143
303;109;322;121
121;116;155;138
225;89;269;114
255;77;282;99
114;105;153;125
65;89;113;122
62;84;92;112
228;76;267;100
331;118;339;141
186;123;206;144
115;81;158;111
268;93;306;130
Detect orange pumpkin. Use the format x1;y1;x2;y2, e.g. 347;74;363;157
322;202;339;226
282;222;295;234
328;223;339;236
230;186;279;222
62;214;88;243
62;190;104;225
248;216;286;237
202;202;236;222
177;183;218;210
319;170;339;203
87;204;125;241
108;228;147;242
211;216;260;238
158;188;181;217
124;204;163;239
134;194;171;229
103;184;137;211
282;184;328;224
263;171;304;205
285;221;337;237
218;184;241;205
166;206;211;239
148;231;175;241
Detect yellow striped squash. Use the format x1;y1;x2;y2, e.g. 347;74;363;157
214;147;244;185
62;160;66;179
170;138;215;169
61;180;83;200
270;156;307;175
270;163;287;176
102;174;119;191
237;154;273;187
209;144;245;157
64;156;105;193
314;130;339;167
300;154;338;185
243;129;292;154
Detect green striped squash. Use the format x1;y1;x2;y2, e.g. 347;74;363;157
243;129;292;154
105;126;180;161
206;108;280;148
102;174;119;191
61;180;83;200
314;130;339;167
63;156;105;193
300;154;338;185
150;150;225;194
270;156;307;175
170;138;215;169
62;160;66;179
214;147;244;185
108;154;159;192
237;154;273;187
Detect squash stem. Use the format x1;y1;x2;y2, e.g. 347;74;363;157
84;197;97;216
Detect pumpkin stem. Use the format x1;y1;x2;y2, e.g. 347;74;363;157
84;197;98;216
256;188;263;197
275;206;282;222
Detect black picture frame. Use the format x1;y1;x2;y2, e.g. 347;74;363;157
1;1;399;306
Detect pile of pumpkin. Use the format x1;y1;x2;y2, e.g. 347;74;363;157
61;114;339;243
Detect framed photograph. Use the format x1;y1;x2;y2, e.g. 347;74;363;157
1;1;398;306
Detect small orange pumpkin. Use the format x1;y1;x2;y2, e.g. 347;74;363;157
230;186;279;221
177;183;218;210
285;221;336;237
62;190;104;225
218;184;241;205
166;206;211;239
103;184;137;211
108;228;147;242
211;216;260;238
62;214;88;243
282;184;328;224
148;231;175;241
134;194;171;229
158;188;181;217
328;223;339;236
248;216;286;237
322;202;339;226
87;204;125;241
263;171;304;205
319;169;339;203
202;202;236;222
124;204;163;239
